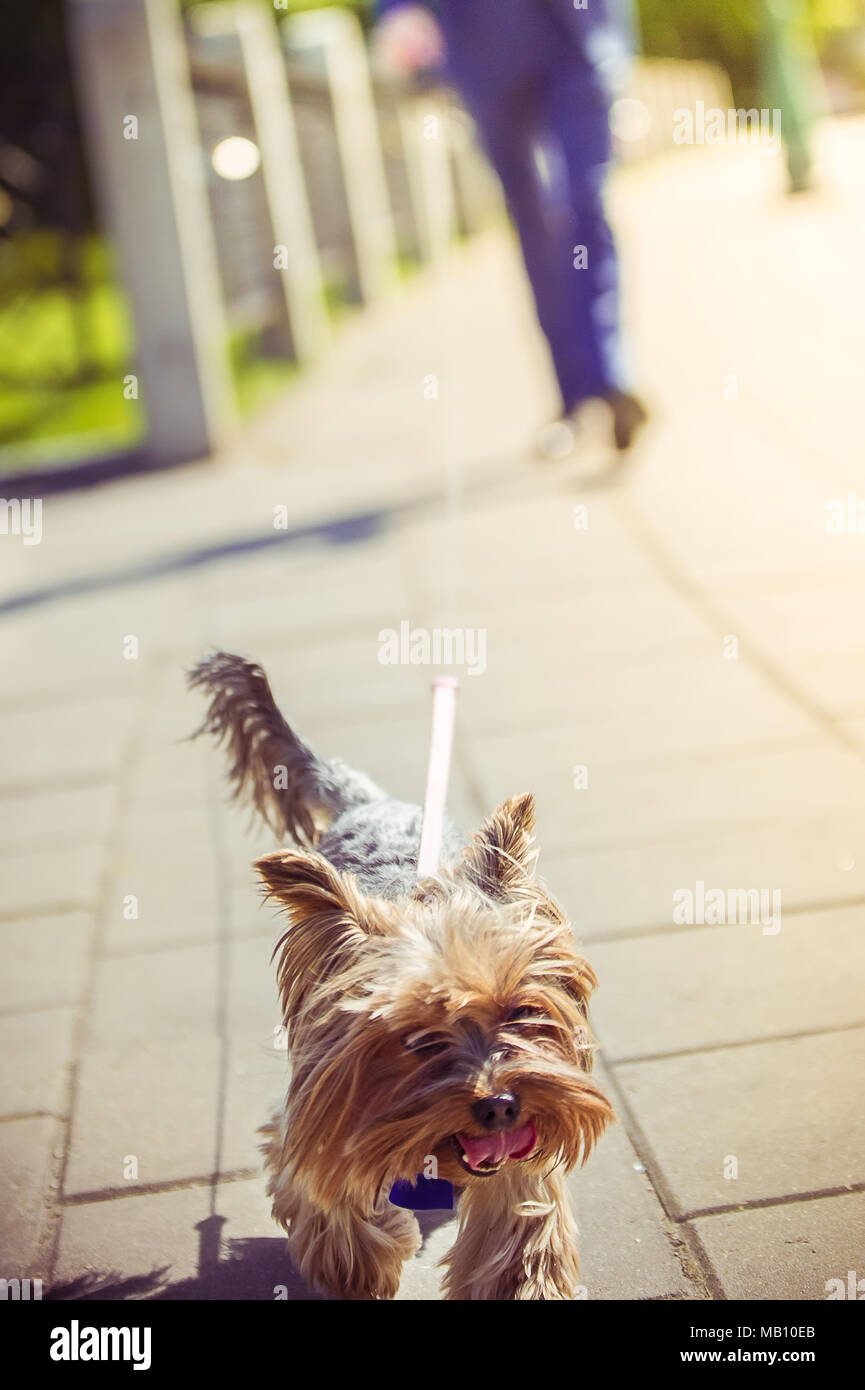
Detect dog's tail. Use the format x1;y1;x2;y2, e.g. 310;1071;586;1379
188;651;380;845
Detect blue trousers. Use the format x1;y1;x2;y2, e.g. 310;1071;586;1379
386;0;634;410
468;65;629;411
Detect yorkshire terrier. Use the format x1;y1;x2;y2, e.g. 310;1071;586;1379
189;651;613;1300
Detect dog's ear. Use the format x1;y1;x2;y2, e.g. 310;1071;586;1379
256;851;372;1017
457;793;539;900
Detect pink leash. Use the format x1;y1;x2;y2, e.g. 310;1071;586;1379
417;675;459;878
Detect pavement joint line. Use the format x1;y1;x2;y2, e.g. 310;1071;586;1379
0;900;95;925
676;1181;865;1224
59;1167;261;1207
0;770;117;801
483;731;828;775
0;1109;68;1124
608;1017;865;1068
0;999;85;1019
35;662;165;1281
582;894;865;945
615;490;865;764
541;816;865;862
204;727;242;1219
0;677;140;716
597;1054;682;1224
0;840;106;861
98;924;280;960
540;797;865;858
678;1221;728;1301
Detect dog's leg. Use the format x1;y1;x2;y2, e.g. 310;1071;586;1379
263;1116;420;1300
285;1193;421;1302
442;1166;581;1301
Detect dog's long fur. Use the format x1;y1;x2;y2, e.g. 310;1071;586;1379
189;651;613;1300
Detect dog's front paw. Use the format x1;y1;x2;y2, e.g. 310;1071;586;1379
287;1198;420;1301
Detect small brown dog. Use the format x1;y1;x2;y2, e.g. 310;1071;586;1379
190;652;613;1300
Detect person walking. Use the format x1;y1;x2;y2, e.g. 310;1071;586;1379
376;0;648;455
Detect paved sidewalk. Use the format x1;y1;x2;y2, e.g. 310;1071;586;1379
2;118;864;1301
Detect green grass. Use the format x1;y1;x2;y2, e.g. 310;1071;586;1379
0;231;314;475
0;233;143;470
0;227;427;476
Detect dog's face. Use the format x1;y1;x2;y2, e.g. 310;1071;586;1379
256;795;613;1209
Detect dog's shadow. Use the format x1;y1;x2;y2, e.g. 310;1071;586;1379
46;1209;456;1302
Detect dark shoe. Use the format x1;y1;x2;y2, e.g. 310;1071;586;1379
605;390;649;452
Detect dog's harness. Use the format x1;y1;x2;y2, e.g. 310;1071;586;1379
390;676;459;1212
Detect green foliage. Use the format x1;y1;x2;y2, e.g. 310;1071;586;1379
637;0;859;105
638;0;764;105
0;231;142;465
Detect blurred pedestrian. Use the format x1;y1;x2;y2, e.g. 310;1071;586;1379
375;0;648;455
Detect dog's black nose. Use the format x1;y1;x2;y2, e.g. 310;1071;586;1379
472;1092;521;1131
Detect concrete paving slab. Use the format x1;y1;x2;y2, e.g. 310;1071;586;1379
202;553;415;654
572;1116;701;1300
542;813;865;941
1;845;104;919
0;911;92;1011
64;1039;220;1198
768;648;865;717
474;739;865;856
0;698;137;792
464;588;715;663
615;1028;865;1216
465;654;813;771
589;905;865;1062
85;944;219;1051
52;1187;211;1300
225;936;281;1037
692;1192;865;1301
0;614;154;710
117;803;212;848
0;784;116;855
0;1008;75;1119
220;1035;285;1176
0;1116;59;1277
405;492;663;604
102;854;221;953
717;582;865;663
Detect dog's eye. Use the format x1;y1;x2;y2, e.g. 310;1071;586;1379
401;1030;448;1056
506;1005;540;1024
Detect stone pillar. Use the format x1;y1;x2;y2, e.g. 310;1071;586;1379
68;0;236;466
288;7;398;304
234;2;330;361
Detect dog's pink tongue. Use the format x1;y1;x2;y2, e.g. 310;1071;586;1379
458;1122;536;1171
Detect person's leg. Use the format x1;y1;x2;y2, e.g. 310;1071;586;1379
468;69;645;448
468;87;587;410
534;63;627;411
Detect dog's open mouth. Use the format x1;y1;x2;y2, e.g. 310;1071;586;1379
450;1121;537;1176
